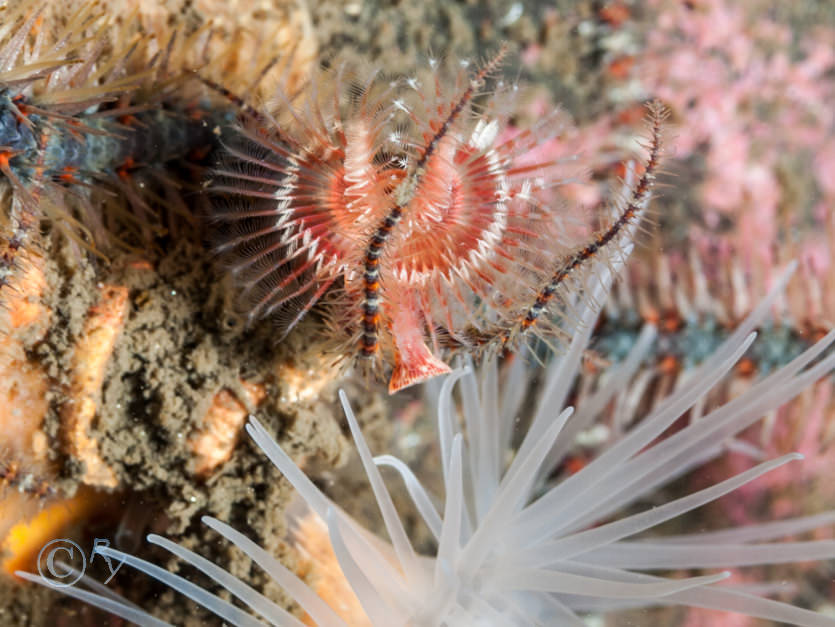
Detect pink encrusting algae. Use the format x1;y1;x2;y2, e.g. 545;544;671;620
211;46;665;393
510;0;835;332
634;0;835;300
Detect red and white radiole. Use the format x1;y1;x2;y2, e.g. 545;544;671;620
212;46;664;393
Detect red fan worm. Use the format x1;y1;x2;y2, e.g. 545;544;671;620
212;48;666;392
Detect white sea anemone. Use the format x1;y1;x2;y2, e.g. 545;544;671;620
18;262;835;625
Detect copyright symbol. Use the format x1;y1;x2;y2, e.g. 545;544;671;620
36;539;86;588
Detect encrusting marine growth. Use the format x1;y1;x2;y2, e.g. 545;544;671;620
0;0;317;577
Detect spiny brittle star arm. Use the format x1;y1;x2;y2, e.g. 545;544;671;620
445;100;667;356
358;45;510;363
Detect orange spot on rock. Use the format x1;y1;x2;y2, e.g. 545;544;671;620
662;311;683;333
737;357;756;377
642;306;661;325
2;255;47;331
189;381;266;477
598;2;630;28
597;2;629;28
62;285;129;489
565;456;588;475
0;253;51;468
616;103;648;126
607;55;635;79
1;487;103;577
659;354;679;375
127;259;154;271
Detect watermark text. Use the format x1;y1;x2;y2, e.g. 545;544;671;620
36;538;125;588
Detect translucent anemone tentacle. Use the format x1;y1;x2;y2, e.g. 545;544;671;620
20;272;835;626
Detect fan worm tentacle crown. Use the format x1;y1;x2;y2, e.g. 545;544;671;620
212;46;664;392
